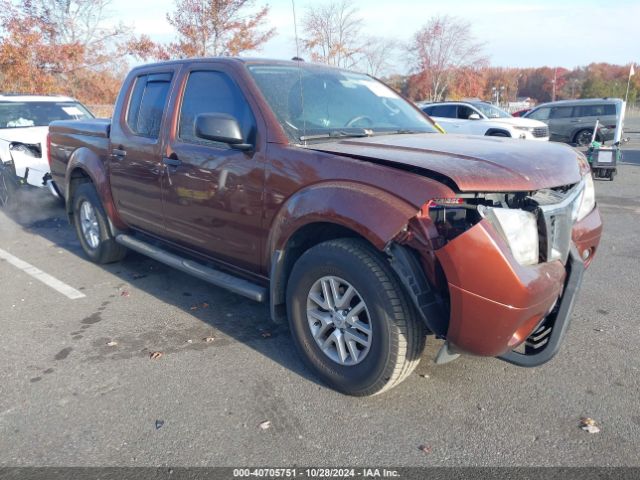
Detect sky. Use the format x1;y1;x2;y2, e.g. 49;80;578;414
110;0;640;72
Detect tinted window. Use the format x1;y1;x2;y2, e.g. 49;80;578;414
457;105;476;119
574;104;617;117
428;105;457;118
527;107;550;120
549;106;573;119
126;74;172;138
179;71;256;146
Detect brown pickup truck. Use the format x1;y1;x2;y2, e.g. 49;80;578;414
48;58;602;396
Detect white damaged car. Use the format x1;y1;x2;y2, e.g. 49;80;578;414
419;101;550;141
0;95;94;207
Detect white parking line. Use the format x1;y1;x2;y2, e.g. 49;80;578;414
0;248;86;300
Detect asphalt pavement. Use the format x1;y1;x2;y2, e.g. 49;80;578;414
0;143;639;467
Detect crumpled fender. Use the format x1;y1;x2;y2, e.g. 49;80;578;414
267;180;418;257
65;147;127;230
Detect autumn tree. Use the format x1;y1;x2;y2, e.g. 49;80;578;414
301;0;363;69
360;37;397;77
165;0;275;58
0;0;151;104
407;15;487;102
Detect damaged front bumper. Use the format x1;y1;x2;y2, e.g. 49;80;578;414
433;206;602;365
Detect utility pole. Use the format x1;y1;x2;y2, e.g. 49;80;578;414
551;68;557;102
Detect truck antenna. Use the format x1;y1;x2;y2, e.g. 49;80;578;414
291;0;307;144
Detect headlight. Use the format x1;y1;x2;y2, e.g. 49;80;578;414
480;207;539;266
576;174;595;221
513;126;534;132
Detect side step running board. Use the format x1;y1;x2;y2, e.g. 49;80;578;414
115;234;266;302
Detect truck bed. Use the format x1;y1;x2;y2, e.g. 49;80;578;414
48;118;111;197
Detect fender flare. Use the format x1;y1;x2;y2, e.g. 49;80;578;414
65;147;127;230
266;181;418;322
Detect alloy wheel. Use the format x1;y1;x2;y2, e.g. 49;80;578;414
79;200;100;249
306;276;372;366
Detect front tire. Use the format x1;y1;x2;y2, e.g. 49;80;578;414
286;238;425;396
72;182;127;264
0;163;19;209
574;129;599;146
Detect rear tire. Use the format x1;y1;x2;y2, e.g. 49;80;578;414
72;182;127;264
286;238;425;396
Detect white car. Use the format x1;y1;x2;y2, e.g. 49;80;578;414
0;95;93;207
420;101;550;141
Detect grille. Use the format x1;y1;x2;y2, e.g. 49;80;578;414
532;126;549;138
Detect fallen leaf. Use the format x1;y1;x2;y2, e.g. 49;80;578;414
186;339;193;344
260;331;272;338
203;337;215;343
419;374;430;379
155;420;164;430
106;341;118;347
120;290;130;297
418;444;432;454
580;417;600;433
259;420;271;430
150;351;163;359
190;306;198;311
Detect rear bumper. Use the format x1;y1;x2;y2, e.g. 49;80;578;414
434;206;602;361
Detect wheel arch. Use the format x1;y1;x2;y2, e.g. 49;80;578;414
65;147;127;231
267;182;419;322
484;128;512;137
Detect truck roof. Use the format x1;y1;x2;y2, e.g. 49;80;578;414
129;57;348;73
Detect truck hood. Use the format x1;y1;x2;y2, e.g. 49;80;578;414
306;133;583;192
0;126;49;146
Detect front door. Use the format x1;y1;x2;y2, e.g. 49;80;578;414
109;71;175;235
161;68;265;272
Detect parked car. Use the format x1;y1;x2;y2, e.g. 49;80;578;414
0;95;93;207
523;98;623;146
419;101;549;140
48;58;602;396
512;108;531;117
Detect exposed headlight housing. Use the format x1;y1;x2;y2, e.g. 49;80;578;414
480;207;539;266
576;174;596;222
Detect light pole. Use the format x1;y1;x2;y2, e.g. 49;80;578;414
491;86;505;106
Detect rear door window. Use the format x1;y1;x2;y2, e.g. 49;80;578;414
428;105;457;118
126;73;173;138
574;104;617;117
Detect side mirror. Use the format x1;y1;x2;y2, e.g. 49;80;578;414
194;113;253;151
468;113;481;120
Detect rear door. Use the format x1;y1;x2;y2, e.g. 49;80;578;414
161;64;266;272
109;69;177;235
425;104;463;132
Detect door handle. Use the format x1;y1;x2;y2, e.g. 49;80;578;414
162;157;181;168
111;148;127;160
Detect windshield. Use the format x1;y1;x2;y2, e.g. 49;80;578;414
0;101;93;129
472;103;511;119
247;64;437;142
